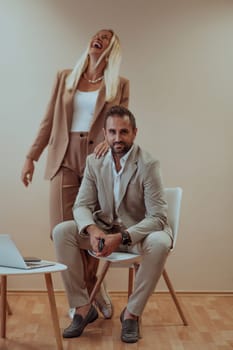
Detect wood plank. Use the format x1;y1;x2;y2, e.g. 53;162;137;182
0;292;232;349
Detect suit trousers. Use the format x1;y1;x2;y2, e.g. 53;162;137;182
49;132;88;233
52;220;172;316
49;132;99;293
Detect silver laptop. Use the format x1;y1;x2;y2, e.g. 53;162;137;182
0;234;55;269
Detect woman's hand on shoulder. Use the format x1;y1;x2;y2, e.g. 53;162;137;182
94;140;109;158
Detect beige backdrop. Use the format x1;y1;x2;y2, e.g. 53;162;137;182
0;0;232;292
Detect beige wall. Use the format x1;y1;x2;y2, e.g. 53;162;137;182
0;0;232;292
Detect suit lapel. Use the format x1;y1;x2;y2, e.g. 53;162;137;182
116;145;139;210
116;161;137;209
64;88;76;132
101;156;114;213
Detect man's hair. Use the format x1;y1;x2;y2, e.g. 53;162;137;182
104;105;136;129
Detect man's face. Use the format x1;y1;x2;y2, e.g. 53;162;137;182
104;115;137;157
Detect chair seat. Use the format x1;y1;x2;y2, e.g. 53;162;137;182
89;250;141;267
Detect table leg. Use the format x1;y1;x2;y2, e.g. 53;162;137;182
0;275;7;338
44;273;63;350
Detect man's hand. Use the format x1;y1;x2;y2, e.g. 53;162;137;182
95;233;122;257
87;225;106;253
86;225;122;257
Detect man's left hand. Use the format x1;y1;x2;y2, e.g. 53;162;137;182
95;233;122;257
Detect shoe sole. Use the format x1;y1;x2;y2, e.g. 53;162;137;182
121;335;139;343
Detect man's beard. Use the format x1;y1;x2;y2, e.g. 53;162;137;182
111;142;131;155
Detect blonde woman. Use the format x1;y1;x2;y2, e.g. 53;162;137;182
21;29;130;319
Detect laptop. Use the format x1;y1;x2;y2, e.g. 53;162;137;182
0;234;55;269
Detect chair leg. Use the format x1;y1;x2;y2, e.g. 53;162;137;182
128;267;134;298
162;269;188;326
89;261;111;303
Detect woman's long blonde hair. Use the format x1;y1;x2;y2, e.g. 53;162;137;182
66;29;122;102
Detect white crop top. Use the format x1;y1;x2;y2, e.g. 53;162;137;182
70;90;99;132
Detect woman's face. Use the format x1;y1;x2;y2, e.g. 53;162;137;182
89;30;113;56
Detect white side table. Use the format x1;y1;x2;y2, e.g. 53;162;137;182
0;262;67;350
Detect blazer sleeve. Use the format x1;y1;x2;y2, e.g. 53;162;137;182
26;71;61;161
72;156;99;234
126;160;170;245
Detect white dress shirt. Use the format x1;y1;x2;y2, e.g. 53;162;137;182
109;144;135;222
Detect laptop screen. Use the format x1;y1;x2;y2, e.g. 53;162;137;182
0;234;54;269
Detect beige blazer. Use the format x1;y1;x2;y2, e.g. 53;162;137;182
73;144;172;245
26;69;129;179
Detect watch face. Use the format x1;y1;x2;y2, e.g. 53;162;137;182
122;231;131;245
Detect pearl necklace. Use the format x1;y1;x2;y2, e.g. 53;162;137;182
82;74;104;84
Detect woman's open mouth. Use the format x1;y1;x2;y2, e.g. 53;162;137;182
92;41;103;49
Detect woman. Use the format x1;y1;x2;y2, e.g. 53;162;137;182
21;29;130;319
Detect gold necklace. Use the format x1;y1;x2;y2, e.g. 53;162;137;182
82;74;104;84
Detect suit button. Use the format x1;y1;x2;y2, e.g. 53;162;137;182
89;140;94;145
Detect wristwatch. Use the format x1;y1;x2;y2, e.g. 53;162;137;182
121;230;132;246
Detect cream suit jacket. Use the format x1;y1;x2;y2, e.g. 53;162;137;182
73;144;172;245
26;69;129;179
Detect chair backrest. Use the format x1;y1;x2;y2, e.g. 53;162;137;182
164;187;183;250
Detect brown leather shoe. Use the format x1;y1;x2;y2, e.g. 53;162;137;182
63;305;98;338
120;308;139;343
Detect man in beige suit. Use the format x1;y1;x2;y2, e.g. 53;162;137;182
53;105;173;343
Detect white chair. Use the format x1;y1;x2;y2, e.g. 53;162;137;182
89;187;188;326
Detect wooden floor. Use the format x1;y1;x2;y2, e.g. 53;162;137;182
0;292;232;350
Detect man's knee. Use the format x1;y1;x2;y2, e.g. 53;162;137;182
145;231;172;255
52;220;76;244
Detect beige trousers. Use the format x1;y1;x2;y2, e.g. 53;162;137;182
49;132;88;232
49;132;99;292
53;220;172;316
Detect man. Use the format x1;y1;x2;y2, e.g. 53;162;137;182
53;105;173;343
